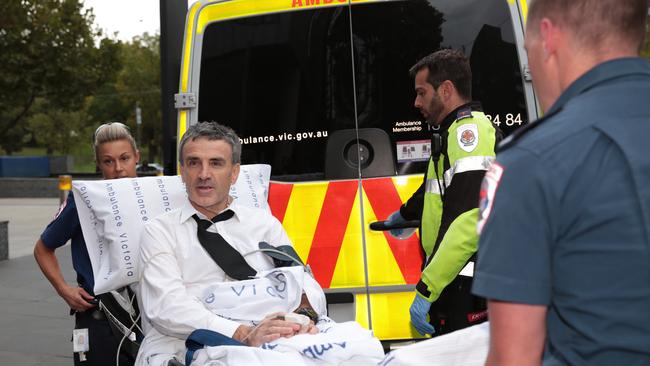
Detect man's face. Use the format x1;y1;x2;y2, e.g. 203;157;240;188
414;69;445;126
180;137;240;217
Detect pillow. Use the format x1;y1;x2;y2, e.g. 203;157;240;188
72;164;271;294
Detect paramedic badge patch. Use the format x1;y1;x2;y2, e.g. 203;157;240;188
477;162;504;234
457;124;479;152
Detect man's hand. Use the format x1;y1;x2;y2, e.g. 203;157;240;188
296;320;318;336
59;285;96;312
386;211;407;237
410;293;435;335
235;313;302;346
34;239;95;312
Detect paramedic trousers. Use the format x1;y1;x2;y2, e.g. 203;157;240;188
73;309;134;366
429;276;488;335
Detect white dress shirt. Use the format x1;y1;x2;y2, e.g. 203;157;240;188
136;198;299;365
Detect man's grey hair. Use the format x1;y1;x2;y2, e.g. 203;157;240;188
527;0;648;52
178;121;242;165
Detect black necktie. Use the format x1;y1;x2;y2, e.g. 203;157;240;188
192;211;257;280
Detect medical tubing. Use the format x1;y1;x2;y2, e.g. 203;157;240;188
243;248;304;268
239;322;261;345
102;290;141;366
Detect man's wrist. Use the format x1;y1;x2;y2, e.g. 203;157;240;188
415;280;433;302
55;282;73;297
232;324;251;345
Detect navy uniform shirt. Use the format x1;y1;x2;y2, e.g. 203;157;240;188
472;57;650;365
41;192;95;294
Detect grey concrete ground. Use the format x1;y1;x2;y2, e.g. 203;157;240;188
0;198;75;366
1;198;62;258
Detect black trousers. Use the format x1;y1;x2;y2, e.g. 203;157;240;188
73;309;134;366
428;276;488;336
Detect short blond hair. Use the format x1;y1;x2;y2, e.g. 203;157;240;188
93;122;137;160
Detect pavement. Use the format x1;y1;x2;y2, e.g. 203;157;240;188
0;198;76;366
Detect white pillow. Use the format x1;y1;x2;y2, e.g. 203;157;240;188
72;164;271;294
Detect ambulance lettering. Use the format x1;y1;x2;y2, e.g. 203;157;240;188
292;0;346;8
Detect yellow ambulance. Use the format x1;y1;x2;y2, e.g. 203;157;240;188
175;0;536;344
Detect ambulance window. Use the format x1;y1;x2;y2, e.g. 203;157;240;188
348;0;527;175
199;7;356;181
198;0;527;180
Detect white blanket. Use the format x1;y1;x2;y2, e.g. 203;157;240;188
140;266;383;366
191;319;490;366
378;322;489;366
201;266;326;325
197;268;384;366
138;266;335;366
191;320;385;366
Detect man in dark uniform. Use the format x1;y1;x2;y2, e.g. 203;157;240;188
387;49;499;336
472;0;650;365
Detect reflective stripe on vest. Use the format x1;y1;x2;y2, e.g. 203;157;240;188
458;261;474;278
425;178;444;195
443;155;495;187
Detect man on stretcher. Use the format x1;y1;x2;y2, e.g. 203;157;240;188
136;121;383;366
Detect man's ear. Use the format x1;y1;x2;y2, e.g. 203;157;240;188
179;163;186;183
442;80;455;101
231;163;240;185
539;17;557;61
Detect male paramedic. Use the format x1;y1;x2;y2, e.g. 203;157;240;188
472;0;650;365
136;121;325;366
386;49;499;336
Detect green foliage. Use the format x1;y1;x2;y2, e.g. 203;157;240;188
87;83;130;125
27;99;92;155
116;33;162;163
0;0;120;154
85;33;162;163
68;143;96;173
0;1;162;165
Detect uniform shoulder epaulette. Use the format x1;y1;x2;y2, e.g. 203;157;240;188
456;106;473;121
496;107;562;152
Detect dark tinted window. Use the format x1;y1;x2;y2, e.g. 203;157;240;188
199;0;526;180
199;7;354;181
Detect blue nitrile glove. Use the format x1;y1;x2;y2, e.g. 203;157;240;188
386;210;407;238
410;293;435;335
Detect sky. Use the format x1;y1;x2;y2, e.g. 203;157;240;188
82;0;199;42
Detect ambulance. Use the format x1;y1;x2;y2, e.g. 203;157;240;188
175;0;536;343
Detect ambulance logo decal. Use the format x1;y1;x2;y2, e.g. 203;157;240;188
477;162;504;234
457;124;478;152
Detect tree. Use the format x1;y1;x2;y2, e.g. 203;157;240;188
87;80;130;125
115;33;162;163
0;0;120;154
27;99;91;155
